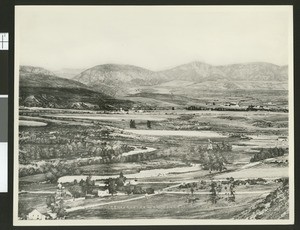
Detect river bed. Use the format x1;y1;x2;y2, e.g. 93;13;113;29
58;164;202;183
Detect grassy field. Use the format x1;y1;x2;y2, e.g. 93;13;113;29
66;192;270;219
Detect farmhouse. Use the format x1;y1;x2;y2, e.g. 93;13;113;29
27;209;46;220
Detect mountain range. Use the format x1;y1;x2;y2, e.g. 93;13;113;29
72;61;288;96
19;61;288;110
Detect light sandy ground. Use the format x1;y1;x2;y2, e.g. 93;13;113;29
58;164;202;183
124;129;226;138
164;190;272;195
45;113;177;121
214;166;288;179
19;120;47;127
121;147;156;156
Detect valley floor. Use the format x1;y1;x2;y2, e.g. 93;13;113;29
17;108;291;221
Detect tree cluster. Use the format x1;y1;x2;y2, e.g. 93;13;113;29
46;187;67;219
104;172;127;195
196;142;231;172
250;147;287;162
19;140;134;163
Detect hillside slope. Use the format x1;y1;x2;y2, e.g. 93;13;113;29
19;65;132;110
73;64;165;96
52;68;87;79
234;179;289;219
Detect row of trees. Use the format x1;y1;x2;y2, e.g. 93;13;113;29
66;172;155;198
250;147;287;162
186;105;288;113
183;179;236;204
67;175;96;197
20;141;134;163
104;172;127;195
19;149;158;179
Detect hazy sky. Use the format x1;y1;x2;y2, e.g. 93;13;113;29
16;6;292;71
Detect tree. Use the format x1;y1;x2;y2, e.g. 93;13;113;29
133;185;144;194
18;200;29;219
46;171;57;183
146;187;155;194
101;129;110;137
85;175;95;194
190;187;194;195
130;120;136;128
217;182;222;191
105;178;117;196
228;184;236;202
57;206;66;219
46;195;56;207
125;186;133;195
209;181;218;204
68;184;83;198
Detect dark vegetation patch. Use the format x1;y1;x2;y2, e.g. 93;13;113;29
250;148;288;162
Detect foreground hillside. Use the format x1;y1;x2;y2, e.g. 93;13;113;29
234;179;289;219
19;65;133;110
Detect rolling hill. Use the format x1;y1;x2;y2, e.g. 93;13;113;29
73;64;165;96
19;65;133;110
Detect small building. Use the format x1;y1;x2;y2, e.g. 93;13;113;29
97;189;110;197
27;209;46;220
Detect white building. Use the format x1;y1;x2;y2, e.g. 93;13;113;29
98;189;110;197
27;209;46;220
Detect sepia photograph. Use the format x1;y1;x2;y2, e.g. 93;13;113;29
14;5;294;225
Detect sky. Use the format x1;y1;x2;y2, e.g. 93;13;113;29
16;6;292;71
